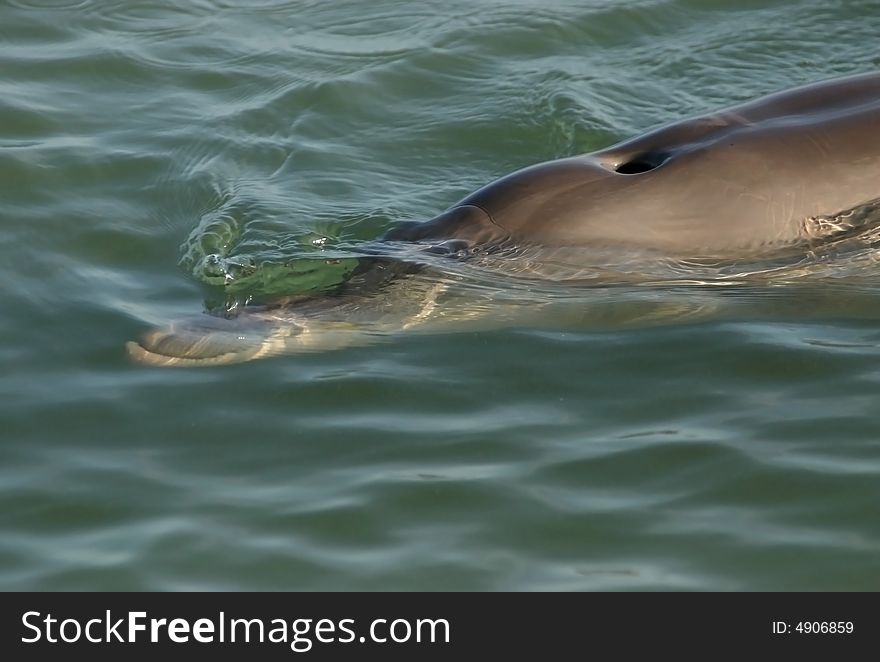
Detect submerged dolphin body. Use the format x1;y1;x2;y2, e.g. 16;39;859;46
128;72;880;366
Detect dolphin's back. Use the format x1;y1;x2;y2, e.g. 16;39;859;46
453;72;880;255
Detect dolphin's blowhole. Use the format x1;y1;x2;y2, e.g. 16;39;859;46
614;150;670;174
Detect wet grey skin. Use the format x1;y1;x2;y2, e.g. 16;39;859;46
128;72;880;366
389;71;880;255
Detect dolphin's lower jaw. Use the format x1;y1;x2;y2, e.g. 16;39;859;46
126;311;367;367
125;313;286;367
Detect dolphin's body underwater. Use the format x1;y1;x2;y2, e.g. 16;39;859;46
129;72;880;366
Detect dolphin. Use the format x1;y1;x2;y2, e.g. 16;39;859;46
128;72;880;366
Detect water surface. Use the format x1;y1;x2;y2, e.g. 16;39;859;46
2;0;880;590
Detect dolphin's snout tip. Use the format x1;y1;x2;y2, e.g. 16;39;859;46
125;314;284;367
125;335;252;367
126;309;374;367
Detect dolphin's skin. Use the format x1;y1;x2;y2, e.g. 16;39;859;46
388;71;880;257
128;72;880;366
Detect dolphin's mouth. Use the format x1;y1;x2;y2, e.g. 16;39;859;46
126;303;379;367
126;312;295;367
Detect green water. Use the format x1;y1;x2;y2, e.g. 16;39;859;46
3;0;880;590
